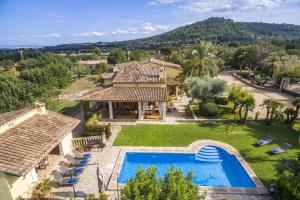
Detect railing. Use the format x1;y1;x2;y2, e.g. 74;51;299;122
71;135;103;149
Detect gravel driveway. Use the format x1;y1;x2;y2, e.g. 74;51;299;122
218;71;293;119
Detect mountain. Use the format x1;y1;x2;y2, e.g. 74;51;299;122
43;17;300;52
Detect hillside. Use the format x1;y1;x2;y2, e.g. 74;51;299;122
43;17;300;52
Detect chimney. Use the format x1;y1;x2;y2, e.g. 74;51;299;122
159;67;165;80
34;102;47;114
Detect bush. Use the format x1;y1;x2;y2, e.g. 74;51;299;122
105;123;112;140
85;113;105;136
239;70;251;79
121;166;206;200
99;193;109;200
214;96;228;105
199;102;218;117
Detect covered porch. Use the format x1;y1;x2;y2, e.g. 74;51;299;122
81;87;168;121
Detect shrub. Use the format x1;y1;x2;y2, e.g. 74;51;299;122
214;96;228;105
99;193;109;200
121;166;206;200
200;102;218;117
85;113;105;136
239;70;251;79
105;123;112;140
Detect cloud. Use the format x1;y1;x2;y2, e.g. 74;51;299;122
44;33;62;38
112;23;169;35
77;32;107;37
147;0;179;5
179;0;283;13
147;1;159;5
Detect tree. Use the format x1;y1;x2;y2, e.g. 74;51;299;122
292;97;300;120
129;50;150;61
121;167;206;200
0;59;14;71
185;76;226;103
274;155;300;200
261;99;284;125
160;46;172;60
21;63;72;89
93;47;101;56
228;84;243;113
185;41;218;77
236;91;255;124
72;64;88;77
107;49;127;64
0;73;43;113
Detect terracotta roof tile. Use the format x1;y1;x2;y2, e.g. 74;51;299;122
112;63;165;83
80;87;167;102
101;72;115;80
140;58;182;69
0;108;34;126
0;111;80;176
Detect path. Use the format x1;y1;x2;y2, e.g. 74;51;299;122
218;71;293;119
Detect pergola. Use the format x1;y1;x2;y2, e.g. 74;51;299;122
80;87;168;120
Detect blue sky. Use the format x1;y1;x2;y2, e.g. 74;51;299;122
0;0;300;46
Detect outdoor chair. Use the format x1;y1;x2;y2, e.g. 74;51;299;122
66;155;89;166
72;150;92;159
59;165;84;177
53;171;79;186
271;143;292;154
256;135;274;146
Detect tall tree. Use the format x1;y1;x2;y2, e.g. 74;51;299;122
185;41;218;77
261;99;284;125
107;49;127;64
0;59;14;71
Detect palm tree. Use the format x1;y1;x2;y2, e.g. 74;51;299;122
261;99;284;125
237;91;255;124
185;41;218;78
292;97;300;121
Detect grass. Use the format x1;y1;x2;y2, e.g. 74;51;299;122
113;122;300;186
60;74;99;95
190;103;238;119
56;100;81;116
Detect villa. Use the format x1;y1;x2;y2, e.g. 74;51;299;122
0;102;80;200
77;60;107;72
81;58;183;120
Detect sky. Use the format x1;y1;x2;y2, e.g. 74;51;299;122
0;0;300;47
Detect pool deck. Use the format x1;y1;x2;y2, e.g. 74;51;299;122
51;125;271;200
108;140;269;196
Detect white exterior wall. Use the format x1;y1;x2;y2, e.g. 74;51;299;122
59;132;73;155
0;168;39;200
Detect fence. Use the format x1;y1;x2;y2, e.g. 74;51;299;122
71;135;103;149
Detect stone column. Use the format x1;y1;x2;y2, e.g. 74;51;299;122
175;86;179;99
138;102;143;120
159;102;167;120
108;101;113;120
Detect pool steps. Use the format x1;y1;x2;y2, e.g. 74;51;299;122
195;146;228;162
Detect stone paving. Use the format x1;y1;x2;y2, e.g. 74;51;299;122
50;126;272;200
218;70;293;119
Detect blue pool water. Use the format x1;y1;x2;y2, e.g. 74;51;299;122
119;145;256;188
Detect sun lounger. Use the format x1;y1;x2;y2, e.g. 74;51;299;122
53;171;79;186
72;150;92;159
66;155;89;166
59;165;84;177
256;135;274;146
271;143;292;154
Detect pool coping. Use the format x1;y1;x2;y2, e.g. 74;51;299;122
107;140;269;195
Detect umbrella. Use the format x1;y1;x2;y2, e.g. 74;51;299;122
97;164;105;192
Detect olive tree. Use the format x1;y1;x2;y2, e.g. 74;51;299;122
121;167;206;200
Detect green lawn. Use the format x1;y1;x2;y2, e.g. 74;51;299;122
190;103;238;119
56;100;81;116
60;74;99;95
113;122;300;186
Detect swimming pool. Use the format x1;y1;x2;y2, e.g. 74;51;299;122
119;145;256;188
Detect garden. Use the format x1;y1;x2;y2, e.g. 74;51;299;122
113;122;299;192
